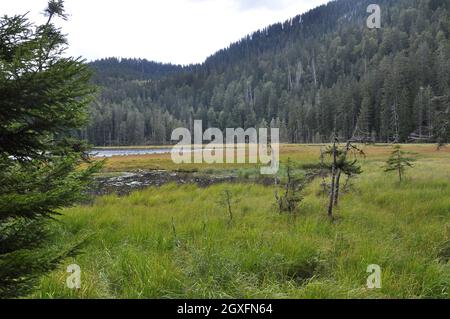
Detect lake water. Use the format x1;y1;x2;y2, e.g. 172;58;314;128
91;148;172;158
90;146;246;158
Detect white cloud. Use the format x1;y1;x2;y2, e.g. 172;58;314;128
1;0;330;65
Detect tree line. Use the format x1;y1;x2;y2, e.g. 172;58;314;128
83;0;450;145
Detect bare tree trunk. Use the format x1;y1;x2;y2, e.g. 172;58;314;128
225;190;233;224
391;102;400;143
295;61;302;89
172;217;180;247
334;169;342;206
312;56;317;88
287;64;293;91
334;140;351;206
328;141;337;218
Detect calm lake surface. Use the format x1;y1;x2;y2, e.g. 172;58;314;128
91;148;172;158
91;146;244;158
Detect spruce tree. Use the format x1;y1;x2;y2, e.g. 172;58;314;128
384;145;416;183
0;1;101;298
431;96;450;149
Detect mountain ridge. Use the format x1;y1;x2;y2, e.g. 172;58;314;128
83;0;450;146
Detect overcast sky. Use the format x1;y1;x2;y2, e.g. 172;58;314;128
2;0;330;65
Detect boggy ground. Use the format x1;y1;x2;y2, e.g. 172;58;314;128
34;144;450;298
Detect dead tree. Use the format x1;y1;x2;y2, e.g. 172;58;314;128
391;102;400;144
172;217;181;247
219;190;238;226
432;96;450;149
408;96;450;149
224;190;233;224
319;148;328;196
327;138;338;218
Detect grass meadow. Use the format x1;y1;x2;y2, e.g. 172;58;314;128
33;144;450;298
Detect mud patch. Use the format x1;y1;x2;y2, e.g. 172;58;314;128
89;170;241;196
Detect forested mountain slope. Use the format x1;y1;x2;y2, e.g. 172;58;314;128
84;0;450;145
90;58;185;82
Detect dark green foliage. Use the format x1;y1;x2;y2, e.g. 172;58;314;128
324;138;364;217
431;96;450;148
90;58;184;82
275;159;305;214
0;1;101;298
84;0;450;146
324;143;364;179
384;145;416;182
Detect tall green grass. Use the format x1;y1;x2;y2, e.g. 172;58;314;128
33;155;450;299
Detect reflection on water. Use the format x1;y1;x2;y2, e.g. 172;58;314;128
91;148;171;158
90;145;248;158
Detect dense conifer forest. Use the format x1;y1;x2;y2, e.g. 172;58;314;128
84;0;450;145
2;0;450;300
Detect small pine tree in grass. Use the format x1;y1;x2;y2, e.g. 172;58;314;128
0;1;102;298
274;158;305;214
384;145;416;182
324;137;364;218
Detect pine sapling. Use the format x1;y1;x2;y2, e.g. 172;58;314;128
384;145;416;182
274;158;305;214
324;138;364;218
219;190;238;226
